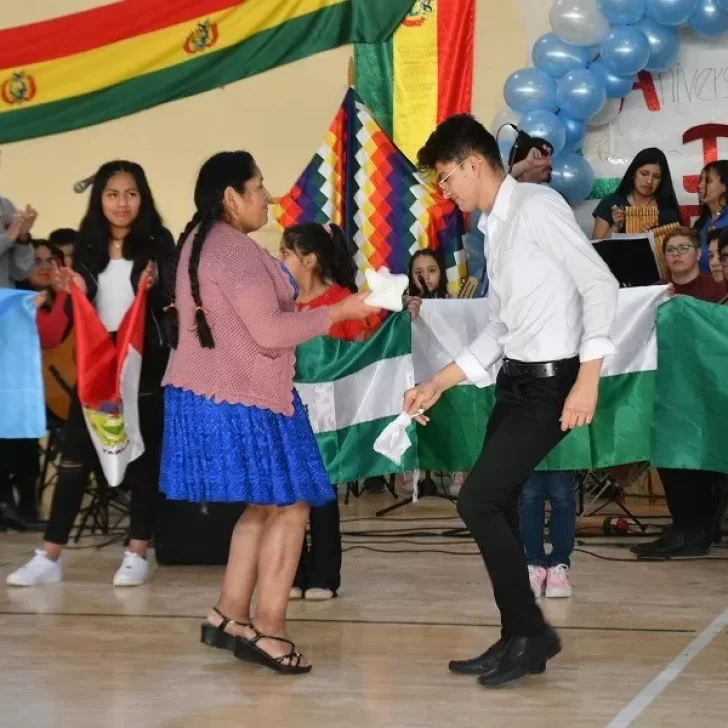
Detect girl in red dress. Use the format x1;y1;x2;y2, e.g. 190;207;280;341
280;222;380;600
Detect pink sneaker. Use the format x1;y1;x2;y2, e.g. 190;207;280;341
545;564;573;598
527;565;547;599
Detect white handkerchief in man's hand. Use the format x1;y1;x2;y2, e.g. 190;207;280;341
373;412;414;465
364;267;409;312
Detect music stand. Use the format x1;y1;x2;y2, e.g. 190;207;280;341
375;471;455;517
591;233;662;287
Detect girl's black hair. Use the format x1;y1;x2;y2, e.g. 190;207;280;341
175;151;258;349
32;239;65;265
616;147;680;216
282;222;357;293
407;248;449;299
695;160;728;231
75;160;165;275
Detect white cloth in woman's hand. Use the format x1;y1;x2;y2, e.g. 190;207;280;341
364;268;409;312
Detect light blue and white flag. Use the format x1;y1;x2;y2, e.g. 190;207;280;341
0;288;46;438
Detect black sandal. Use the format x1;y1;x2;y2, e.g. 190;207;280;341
233;623;312;674
200;607;251;652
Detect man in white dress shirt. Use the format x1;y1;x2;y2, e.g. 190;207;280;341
405;115;619;688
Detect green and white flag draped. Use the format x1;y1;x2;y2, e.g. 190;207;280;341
294;313;418;484
295;286;728;481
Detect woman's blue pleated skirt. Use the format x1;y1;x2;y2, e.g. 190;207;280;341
160;386;334;508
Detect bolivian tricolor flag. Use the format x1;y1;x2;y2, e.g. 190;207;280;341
70;278;148;488
0;0;413;144
354;0;475;164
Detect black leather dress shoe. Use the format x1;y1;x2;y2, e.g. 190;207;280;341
477;625;561;688
449;638;509;675
449;638;547;677
632;529;708;559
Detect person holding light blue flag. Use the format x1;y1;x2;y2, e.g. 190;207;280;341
0;288;46;440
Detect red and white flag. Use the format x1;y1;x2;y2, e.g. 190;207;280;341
70;280;147;487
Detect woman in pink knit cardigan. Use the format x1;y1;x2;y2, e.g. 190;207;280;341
160;151;377;674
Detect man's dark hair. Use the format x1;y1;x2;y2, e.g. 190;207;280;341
417;114;503;173
510;135;553;166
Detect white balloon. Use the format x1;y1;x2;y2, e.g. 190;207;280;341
550;0;610;45
491;108;520;141
588;97;622;127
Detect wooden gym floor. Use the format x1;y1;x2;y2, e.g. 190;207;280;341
1;492;727;728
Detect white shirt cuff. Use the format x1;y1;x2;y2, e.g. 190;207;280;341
579;336;617;363
454;349;494;388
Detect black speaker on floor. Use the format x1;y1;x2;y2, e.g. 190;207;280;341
154;496;246;565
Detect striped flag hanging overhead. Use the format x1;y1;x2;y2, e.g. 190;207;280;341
274;87;467;293
354;0;475;164
0;0;414;143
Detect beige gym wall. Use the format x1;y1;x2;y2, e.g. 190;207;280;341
1;1;526;251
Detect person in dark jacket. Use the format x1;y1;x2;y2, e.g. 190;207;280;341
7;161;176;588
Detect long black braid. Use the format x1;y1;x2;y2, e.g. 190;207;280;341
165;211;202;350
179;150;258;350
188;203;221;349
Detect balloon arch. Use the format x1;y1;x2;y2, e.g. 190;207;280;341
495;0;728;204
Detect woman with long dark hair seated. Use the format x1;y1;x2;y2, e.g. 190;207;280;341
591;147;681;239
7;161;176;588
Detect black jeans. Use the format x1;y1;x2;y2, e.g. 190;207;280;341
43;390;163;546
659;468;724;538
294;493;342;593
457;360;579;639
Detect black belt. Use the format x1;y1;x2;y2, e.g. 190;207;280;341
501;357;578;379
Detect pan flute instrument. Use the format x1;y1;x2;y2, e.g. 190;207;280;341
649;222;682;279
457;276;478;299
624;205;659;234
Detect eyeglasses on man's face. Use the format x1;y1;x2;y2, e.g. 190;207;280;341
664;243;696;256
437;159;468;195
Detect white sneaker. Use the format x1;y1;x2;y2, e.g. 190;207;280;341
112;551;150;587
304;588;335;601
289;586;304;600
6;550;63;586
527;565;547;599
545;564;573;598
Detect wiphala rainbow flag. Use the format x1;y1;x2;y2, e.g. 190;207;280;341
275;88;466;293
0;0;413;143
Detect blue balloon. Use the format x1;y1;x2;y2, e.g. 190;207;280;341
557;111;587;150
589;60;636;98
600;25;651;76
646;0;698;25
598;0;647;23
556;68;607;120
633;18;680;71
532;33;590;78
549;152;596;204
586;44;602;61
688;0;728;34
518;110;567;155
504;68;559;113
